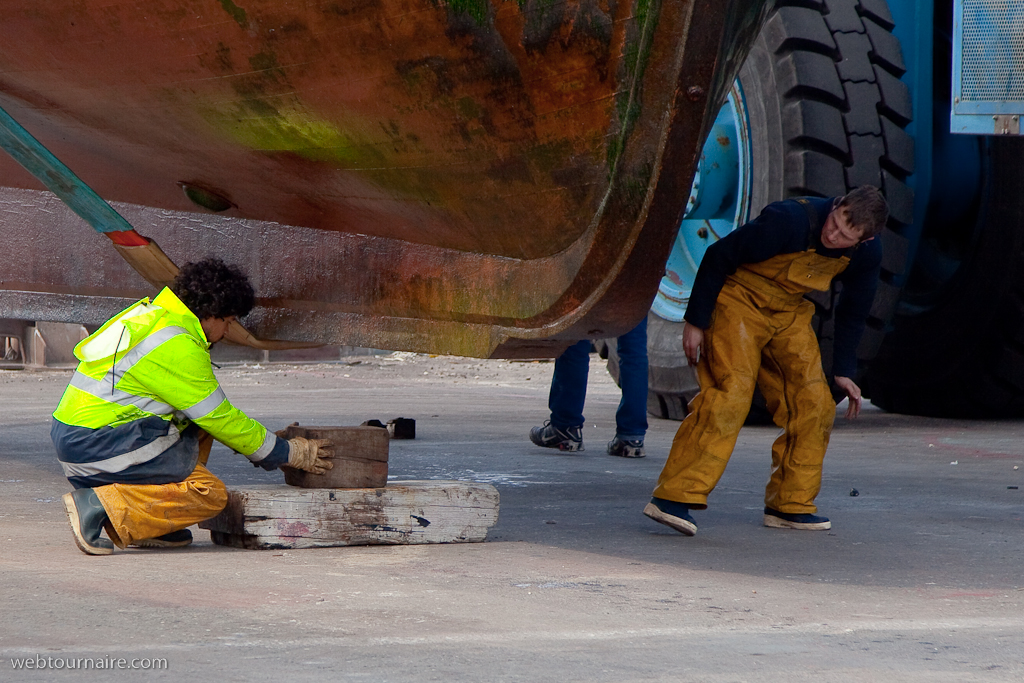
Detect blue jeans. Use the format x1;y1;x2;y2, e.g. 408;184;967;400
547;316;648;440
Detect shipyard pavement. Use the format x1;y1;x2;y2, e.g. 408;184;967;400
1;352;1022;681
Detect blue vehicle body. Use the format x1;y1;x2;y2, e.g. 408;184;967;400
950;1;1024;132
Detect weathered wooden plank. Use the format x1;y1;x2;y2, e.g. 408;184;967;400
199;481;499;550
280;425;389;489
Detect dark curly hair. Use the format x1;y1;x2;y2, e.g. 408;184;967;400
171;258;255;320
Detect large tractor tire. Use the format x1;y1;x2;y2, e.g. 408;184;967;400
863;0;1024;422
866;138;1024;417
606;312;698;421
642;0;913;421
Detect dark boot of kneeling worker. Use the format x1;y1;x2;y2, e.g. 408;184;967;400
62;486;204;555
62;488;114;555
51;258;335;555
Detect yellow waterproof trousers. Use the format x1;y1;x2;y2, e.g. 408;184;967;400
653;248;847;514
94;431;226;547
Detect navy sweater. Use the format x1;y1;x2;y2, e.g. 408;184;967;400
683;197;882;378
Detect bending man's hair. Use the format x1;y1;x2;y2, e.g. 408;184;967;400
171;258;255;320
837;185;889;238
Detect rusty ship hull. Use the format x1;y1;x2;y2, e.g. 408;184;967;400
0;0;769;357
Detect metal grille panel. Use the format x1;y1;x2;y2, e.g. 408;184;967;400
961;0;1024;101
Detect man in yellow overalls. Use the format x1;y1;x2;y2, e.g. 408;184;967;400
52;258;334;555
644;186;888;536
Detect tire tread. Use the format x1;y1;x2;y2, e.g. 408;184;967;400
878;227;909;276
856;0;895;31
864;16;906;76
845;133;886;187
834;31;876;82
765;7;837;57
783;99;850;158
823;0;866;33
842;81;883;135
880;116;914;175
784;149;847;196
881;170;914;224
776;51;847;107
874;66;913;125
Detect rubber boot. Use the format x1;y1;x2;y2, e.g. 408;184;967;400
62;489;114;555
131;529;194;549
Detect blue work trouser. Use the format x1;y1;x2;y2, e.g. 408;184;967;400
547;317;648;440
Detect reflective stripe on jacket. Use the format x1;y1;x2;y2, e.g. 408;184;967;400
52;288;289;483
52;417;202;489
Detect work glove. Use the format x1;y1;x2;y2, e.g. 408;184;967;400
286;437;334;474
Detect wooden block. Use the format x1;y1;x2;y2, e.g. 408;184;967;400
280;424;388;488
199;481;499;549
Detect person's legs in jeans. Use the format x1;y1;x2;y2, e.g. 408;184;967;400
614;317;648;441
532;340;591;451
548;339;591;430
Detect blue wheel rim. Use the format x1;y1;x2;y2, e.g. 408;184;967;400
652;81;752;322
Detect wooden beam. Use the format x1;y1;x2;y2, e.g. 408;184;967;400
199;481;499;550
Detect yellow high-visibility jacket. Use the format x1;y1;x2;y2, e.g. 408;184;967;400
51;288;289;488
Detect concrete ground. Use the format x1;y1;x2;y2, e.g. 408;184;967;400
1;352;1022;682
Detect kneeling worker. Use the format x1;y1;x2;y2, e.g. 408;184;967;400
52;258;333;555
644;186;888;536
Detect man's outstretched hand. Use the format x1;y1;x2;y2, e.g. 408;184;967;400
287;437;335;474
682;322;704;367
833;376;863;420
